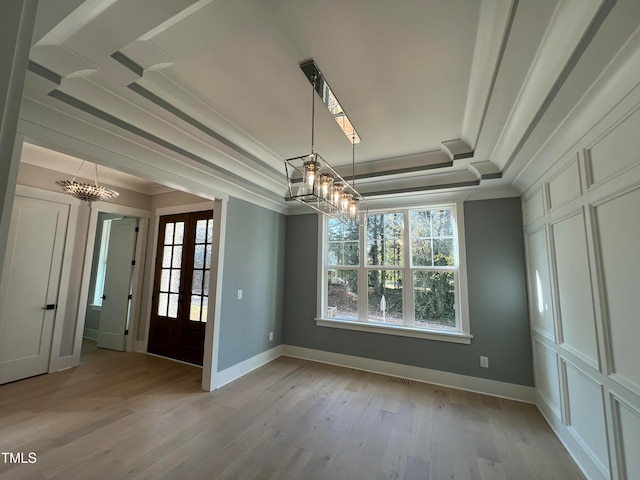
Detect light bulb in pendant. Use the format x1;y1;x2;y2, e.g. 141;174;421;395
332;184;343;205
303;158;319;193
342;192;352;211
320;174;333;200
349;198;359;217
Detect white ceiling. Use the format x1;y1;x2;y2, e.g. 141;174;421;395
21;0;640;211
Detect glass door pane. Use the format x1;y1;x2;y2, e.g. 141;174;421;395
157;221;184;318
189;218;213;322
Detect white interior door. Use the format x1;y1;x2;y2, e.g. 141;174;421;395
97;217;138;351
0;196;69;384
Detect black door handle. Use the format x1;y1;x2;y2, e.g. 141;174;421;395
43;304;56;310
101;295;107;300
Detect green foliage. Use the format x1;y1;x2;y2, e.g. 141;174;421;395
414;264;455;327
326;209;457;327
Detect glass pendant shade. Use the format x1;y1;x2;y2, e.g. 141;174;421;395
320;174;334;200
341;192;352;211
332;184;343;205
349;198;359;217
303;158;319;195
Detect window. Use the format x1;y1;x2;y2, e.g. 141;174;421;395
319;204;471;343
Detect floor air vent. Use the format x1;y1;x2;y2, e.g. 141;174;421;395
387;377;410;385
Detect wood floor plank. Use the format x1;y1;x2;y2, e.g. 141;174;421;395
0;341;585;480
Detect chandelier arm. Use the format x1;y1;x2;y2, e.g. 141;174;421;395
94;164;99;186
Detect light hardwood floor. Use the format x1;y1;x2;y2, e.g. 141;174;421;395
0;342;584;480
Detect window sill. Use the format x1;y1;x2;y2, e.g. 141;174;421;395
315;318;473;344
89;304;102;311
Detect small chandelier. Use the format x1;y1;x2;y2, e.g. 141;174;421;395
55;161;119;202
284;60;366;221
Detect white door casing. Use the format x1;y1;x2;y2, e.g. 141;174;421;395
0;195;69;384
97;217;138;351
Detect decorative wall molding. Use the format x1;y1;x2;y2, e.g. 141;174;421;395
537;392;609;480
522;70;640;479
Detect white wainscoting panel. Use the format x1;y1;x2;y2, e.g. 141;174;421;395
526;228;556;340
594;186;640;395
587;106;640;188
548;160;582;210
533;338;562;419
614;397;640;480
524;188;544;224
563;361;609;476
520;56;640;480
551;211;599;368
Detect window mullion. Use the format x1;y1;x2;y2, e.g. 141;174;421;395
403;209;412;327
358;217;367;322
322;216;327;319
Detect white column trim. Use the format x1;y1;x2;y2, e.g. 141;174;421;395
203;198;228;391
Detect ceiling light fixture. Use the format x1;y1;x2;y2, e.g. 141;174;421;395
285;60;366;221
55;160;119;202
300;60;361;144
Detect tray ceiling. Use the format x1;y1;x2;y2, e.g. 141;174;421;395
21;0;640;211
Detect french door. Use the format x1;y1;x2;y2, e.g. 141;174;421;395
148;210;213;365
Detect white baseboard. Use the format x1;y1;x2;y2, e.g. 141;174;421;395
83;328;98;341
282;345;536;403
536;394;607;480
49;354;79;373
212;345;284;390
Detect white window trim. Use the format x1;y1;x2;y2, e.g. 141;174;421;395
316;201;472;344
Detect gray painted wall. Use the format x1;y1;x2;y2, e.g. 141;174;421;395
283;197;533;386
217;197;286;371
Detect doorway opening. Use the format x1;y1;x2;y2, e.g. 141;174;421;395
82;212;140;353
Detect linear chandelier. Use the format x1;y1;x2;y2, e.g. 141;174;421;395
285;60;366;220
284;60;366;222
56;161;119;202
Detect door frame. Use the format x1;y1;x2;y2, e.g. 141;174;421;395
143;200;225;391
142;201;214;351
12;185;80;374
74;202;150;359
